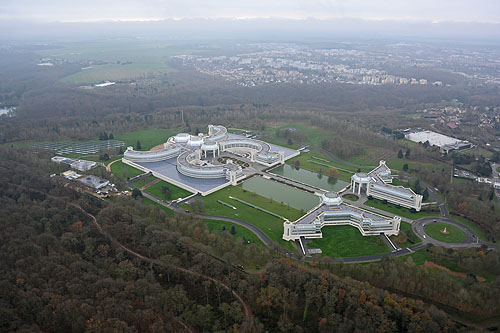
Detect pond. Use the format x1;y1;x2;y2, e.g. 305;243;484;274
240;176;319;212
270;164;349;192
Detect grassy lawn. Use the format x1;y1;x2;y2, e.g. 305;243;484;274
308;226;390;258
391;221;422;248
142;197;174;216
131;175;157;188
286;150;366;182
343;194;359;202
425;222;466;243
144;180;192;201
203;219;264;246
364;198;440;220
110;160;144;179
115;128;182;151
187;185;304;249
258;136;300;149
450;215;488;241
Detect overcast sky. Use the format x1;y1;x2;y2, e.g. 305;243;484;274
1;0;500;23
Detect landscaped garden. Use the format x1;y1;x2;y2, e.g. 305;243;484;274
343;194;359;202
390;221;421;248
144;180;192;201
183;185;304;249
424;222;466;243
364;197;440;220
308;226;390;258
203;219;264;245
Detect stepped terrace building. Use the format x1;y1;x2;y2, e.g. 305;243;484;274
283;192;401;241
122;125;298;196
351;161;422;211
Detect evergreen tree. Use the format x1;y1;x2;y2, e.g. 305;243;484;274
136;140;142;150
423;188;429;201
119;146;123;154
132;188;142;199
414;179;422;194
222;225;226;231
230;225;236;235
403;164;409;171
109;133;114;140
397;149;403;158
405;149;411;158
489;188;496;201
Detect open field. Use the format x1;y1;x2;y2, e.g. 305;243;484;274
365;198;440;220
203;219;264;246
308;226;390;258
286;150;365;182
187;185;304;249
425;222;466;243
144;180;192;201
142;197;174;216
110;160;144;179
36;40;197;85
115;128;182;151
131;175;157;188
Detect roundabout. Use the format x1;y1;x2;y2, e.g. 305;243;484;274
413;217;483;248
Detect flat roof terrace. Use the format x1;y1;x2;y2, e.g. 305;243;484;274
135;157;229;194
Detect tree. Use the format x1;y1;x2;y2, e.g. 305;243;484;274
118;146;123;154
328;167;339;178
423;141;430;148
398;149;403;159
161;186;172;200
109;133;114;140
423;188;429;201
403;164;409;171
287;138;293;146
405;149;411;158
222;225;226;231
230;225;236;235
414;179;422;194
131;188;142;199
489;187;496;201
136;140;142;150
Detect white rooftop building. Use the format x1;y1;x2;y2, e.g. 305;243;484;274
406;130;472;153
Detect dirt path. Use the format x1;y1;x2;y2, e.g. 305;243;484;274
424;261;486;282
106;159;120;173
140;178;160;190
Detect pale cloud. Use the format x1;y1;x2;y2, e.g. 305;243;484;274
1;0;500;23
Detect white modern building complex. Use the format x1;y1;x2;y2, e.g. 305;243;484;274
122;125;298;195
351;161;422;211
283;192;401;241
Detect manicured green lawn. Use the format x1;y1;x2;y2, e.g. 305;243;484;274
144;180;192;201
391;221;422;248
130;175;156;187
203;219;264;246
450;215;488;241
425;222;466;243
308;226;390;258
110;160;144;179
286;150;368;182
364;198;440;220
343;194;359;202
190;185;304;249
114;128;182;151
142;197;174;215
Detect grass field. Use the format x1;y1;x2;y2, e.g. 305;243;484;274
144;180;192;201
343;194;359;201
186;185;304;249
308;226;390;258
364;198;440;220
286;150;366;182
115;128;182;151
131;175;157;188
425;222;466;243
36;39;196;85
203;219;264;246
110;160;144;179
450;215;488;241
142;197;174;216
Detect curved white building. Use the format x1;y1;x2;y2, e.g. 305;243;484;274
351;161;422;211
283;191;401;241
122;125;289;185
